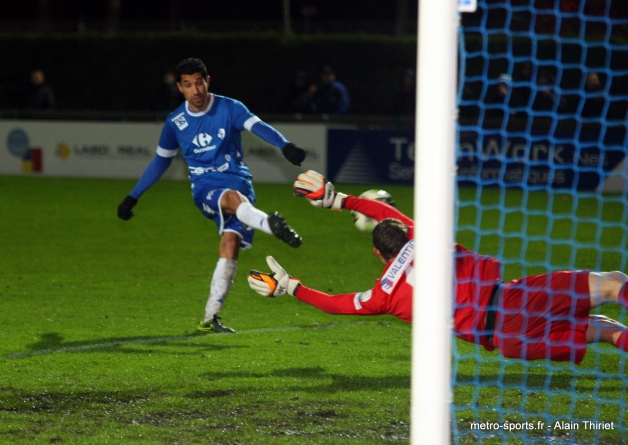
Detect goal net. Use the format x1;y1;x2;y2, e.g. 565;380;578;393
453;1;628;444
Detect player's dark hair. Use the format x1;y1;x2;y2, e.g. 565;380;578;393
372;218;408;261
175;58;208;82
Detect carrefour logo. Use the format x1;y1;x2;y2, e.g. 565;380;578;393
192;133;217;153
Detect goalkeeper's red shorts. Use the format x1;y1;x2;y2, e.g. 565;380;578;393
494;271;591;364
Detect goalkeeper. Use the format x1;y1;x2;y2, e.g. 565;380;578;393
248;170;628;364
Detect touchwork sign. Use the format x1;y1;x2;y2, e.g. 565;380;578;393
457;130;626;190
326;127;626;191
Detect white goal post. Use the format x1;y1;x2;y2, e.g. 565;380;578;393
411;0;459;443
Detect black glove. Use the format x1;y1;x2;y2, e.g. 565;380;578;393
117;195;138;220
282;143;306;166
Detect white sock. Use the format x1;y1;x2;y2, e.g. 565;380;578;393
235;202;272;234
203;258;237;322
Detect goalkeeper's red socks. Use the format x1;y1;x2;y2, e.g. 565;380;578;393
618;282;628;309
615;330;628;352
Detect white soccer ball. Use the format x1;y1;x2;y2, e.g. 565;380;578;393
351;189;395;233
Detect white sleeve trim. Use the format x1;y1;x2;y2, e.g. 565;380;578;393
243;116;261;131
156;146;178;157
353;293;363;310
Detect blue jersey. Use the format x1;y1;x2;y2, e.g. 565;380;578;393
127;92;293;248
129;93;289;203
157;94;258;189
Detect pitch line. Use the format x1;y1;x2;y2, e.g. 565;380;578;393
5;321;368;359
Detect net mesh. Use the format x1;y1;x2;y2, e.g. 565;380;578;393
453;1;628;443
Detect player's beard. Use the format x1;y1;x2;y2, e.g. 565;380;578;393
188;93;208;111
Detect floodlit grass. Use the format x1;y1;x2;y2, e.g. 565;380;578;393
0;176;412;445
1;175;627;444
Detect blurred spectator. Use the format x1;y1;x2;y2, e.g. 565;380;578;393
282;70;314;114
531;70;565;112
532;71;569;113
581;72;605;118
151;69;183;111
513;61;533;106
560;0;578;12
531;71;555;111
309;66;349;115
484;73;526;119
392;69;416;115
27;69;55;109
458;81;481;121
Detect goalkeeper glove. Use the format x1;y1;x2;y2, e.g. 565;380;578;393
293;170;346;210
117;195;138;220
282;143;306;166
248;256;301;297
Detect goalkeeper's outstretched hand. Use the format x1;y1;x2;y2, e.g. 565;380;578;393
117;195;138;220
293;170;346;210
248;256;301;297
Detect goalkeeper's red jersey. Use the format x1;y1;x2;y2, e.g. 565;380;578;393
294;196;414;322
293;195;503;351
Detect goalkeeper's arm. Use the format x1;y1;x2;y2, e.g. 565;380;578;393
344;195;413;227
293;170;347;210
247;256;386;317
293;170;413;226
293;286;386;317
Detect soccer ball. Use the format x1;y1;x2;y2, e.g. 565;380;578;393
351;189;395;233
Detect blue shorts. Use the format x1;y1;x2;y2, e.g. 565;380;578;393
192;183;256;250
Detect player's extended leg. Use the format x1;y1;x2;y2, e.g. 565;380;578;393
588;271;628;308
586;271;628;352
585;314;628;352
197;232;241;334
221;189;302;248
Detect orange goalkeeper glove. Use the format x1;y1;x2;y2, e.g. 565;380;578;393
248;256;301;297
293;170;347;210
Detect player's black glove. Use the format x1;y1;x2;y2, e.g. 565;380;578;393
282;143;306;166
117;195;138;220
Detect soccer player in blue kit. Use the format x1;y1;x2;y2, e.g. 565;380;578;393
117;58;306;334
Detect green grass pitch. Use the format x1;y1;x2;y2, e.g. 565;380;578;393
0;175;626;444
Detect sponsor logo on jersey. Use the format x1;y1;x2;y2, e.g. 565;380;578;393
358;290;372;302
172;113;188;130
188;162;230;175
193;145;216;154
381;239;414;294
192;133;216;153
